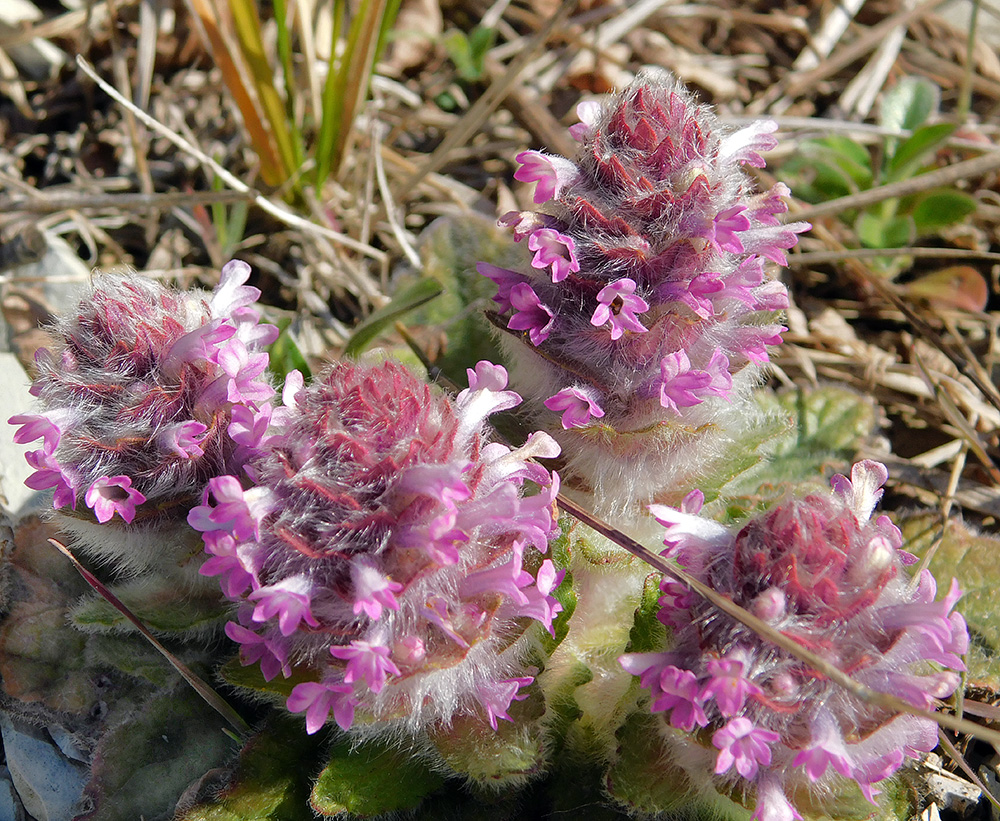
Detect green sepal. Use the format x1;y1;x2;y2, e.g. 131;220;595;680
309;736;446;818
219;655;317;700
427;683;547;787
624;572;667;655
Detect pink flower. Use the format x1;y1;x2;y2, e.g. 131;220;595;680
286;681;357;734
249;575;321;636
196;359;561;737
477;677;533;730
225;621;291;681
84;475;146;524
513;150;576;203
791;715;854;781
188;476;271;541
830;460;889;522
700;657;762;716
24;449;76;509
544;386;605;429
527;228;580;282
476;262;528;312
9;414;61;453
752;780;803;821
200;531;255;597
705;205;751;253
718;119;779;168
158;420;209;459
350;557;404;620
653;666;709;731
625;460;968;820
713;718;779;779
659;350;724;414
330;640;402;694
590;279;649;340
507;283;555;346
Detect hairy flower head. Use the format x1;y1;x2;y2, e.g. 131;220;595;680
620;461;966;819
10;262;276;533
190;358;563;736
480;71;809;513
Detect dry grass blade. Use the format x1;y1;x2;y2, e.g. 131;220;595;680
48;538;251;737
556;495;1000;749
184;0;284;186
751;0;948;114
937;729;1000;813
75;55;385;261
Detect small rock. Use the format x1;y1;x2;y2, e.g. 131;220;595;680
925;769;982;816
0;766;26;821
0;713;88;821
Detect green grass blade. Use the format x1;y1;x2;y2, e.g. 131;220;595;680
273;0;306;170
229;0;300;186
314;0;346;187
315;0;400;186
344;277;442;358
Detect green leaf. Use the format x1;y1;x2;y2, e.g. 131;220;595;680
910;189;978;236
444;27;496;81
721;385;879;520
82;686;235;821
887;122;955;182
856;211;914;249
624;573;667;654
880;76;940;133
898;513;1000;690
268;317;312;385
178;716;321;821
311;737;445;817
804;136;874;189
69;588;229;635
343;277;443;358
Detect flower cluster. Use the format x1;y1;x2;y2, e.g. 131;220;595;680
480;70;809;512
9;262;277;573
620;461;967;821
189;358;564;735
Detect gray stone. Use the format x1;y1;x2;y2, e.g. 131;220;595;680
0;714;87;821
